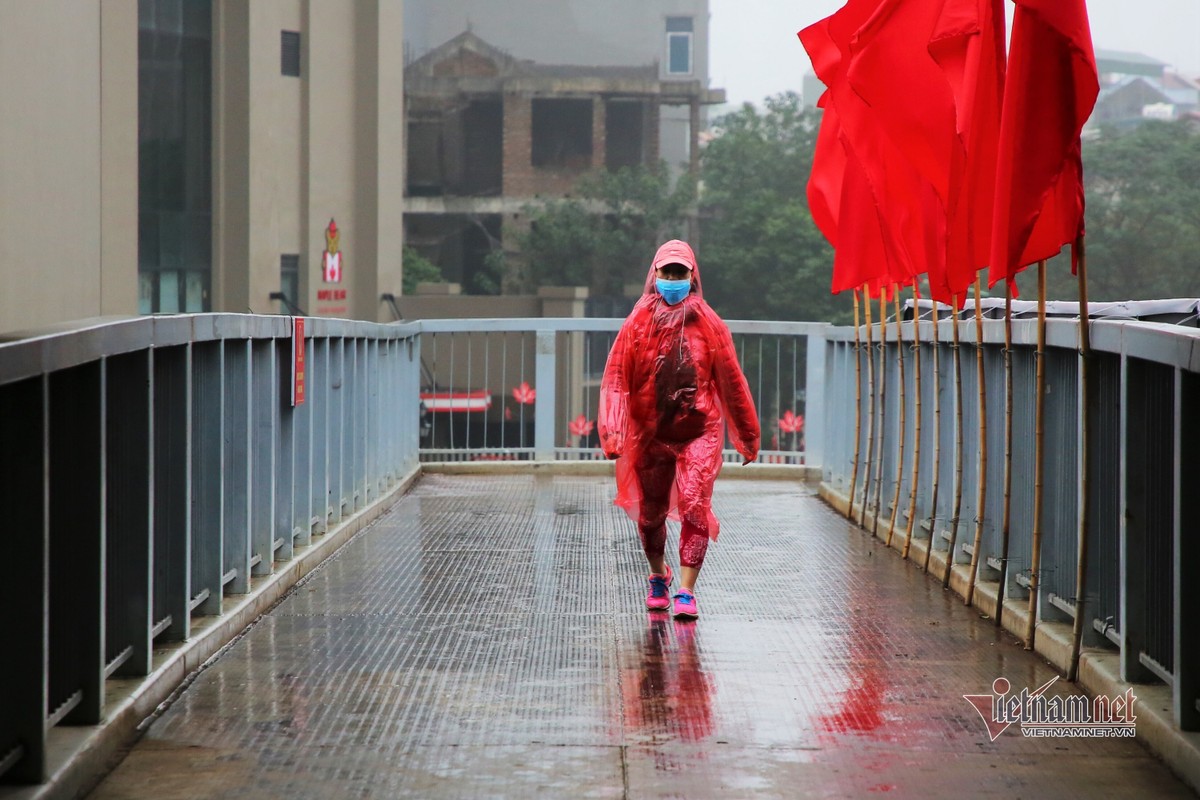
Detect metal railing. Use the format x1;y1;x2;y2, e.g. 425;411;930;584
821;307;1200;732
0;314;422;785
413;318;828;466
3;304;1196;789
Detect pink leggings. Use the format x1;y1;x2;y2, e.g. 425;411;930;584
638;519;709;569
633;439;714;570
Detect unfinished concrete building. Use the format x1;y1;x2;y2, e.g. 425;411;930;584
403;32;724;294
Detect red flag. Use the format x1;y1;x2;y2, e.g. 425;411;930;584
929;0;1006;297
801;3;952;301
807;91;846;250
830;136;891;295
847;0;961;205
989;0;1098;291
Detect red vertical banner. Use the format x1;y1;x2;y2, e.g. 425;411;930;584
292;317;306;406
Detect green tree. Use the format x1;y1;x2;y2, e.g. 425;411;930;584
1040;120;1200;302
401;245;445;294
510;164;695;297
699;93;849;323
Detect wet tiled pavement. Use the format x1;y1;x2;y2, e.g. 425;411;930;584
88;474;1194;799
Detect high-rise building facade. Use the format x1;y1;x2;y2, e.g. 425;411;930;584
0;0;406;336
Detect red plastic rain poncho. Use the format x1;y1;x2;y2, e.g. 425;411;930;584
598;240;760;542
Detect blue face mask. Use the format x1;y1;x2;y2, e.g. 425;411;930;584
656;278;691;305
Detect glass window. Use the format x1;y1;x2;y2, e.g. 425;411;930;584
666;18;694;76
158;271;180;313
281;31;301;77
138;0;212;312
668;32;693;75
280;254;300;309
184;271;207;312
139;273;154;315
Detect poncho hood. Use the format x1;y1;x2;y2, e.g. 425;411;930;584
642;239;704;299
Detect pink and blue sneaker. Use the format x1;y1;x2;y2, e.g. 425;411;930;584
646;565;674;610
672;589;699;619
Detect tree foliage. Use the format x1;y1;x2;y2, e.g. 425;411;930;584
699;93;848;322
502;95;1200;318
401;246;444;294
1039;120;1200;301
511;164;695;297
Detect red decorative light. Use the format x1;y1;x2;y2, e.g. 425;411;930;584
512;382;536;405
778;410;804;433
569;414;595;438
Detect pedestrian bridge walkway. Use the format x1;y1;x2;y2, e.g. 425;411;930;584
84;473;1191;799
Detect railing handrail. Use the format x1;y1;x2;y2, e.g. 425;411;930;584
404;317;830;336
0;313;422;387
0;314;829;389
825;316;1200;373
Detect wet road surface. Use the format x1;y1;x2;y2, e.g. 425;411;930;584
88;474;1195;799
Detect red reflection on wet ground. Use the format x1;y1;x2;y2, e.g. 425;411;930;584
620;613;715;745
818;659;886;736
812;578;914;796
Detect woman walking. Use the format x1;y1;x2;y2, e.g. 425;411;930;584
599;240;760;619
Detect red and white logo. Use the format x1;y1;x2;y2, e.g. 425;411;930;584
322;219;342;283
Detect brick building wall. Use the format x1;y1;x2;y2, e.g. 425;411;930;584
591;97;606;172
503;93;616;197
502;93;534;196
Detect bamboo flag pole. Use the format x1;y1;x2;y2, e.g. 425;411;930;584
860;293;876;527
944;294;965;589
1025;259;1049;650
966;277;989;606
848;289;864;520
871;292;889;536
1069;235;1093;681
886;287;907;548
996;283;1014;629
923;299;943;573
903;284;923;560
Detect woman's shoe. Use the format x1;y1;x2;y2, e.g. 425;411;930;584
645;564;674;610
672;589;699;619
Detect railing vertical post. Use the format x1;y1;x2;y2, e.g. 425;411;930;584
343;338;354;513
222;340;251;595
805;328;827;470
407;334;422;471
191;341;224;617
1119;353;1150;683
105;350;155;677
251;339;277;576
328;338;344;527
0;375;48;782
535;330;556;460
275;336;295;563
153;345;191;643
47;361;106;725
293;336;313;548
365;339;377;496
382;337;393;477
312;337;329;535
1174;368;1199;730
355;339;367;509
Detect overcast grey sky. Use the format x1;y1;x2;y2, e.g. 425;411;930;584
710;0;1200;107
